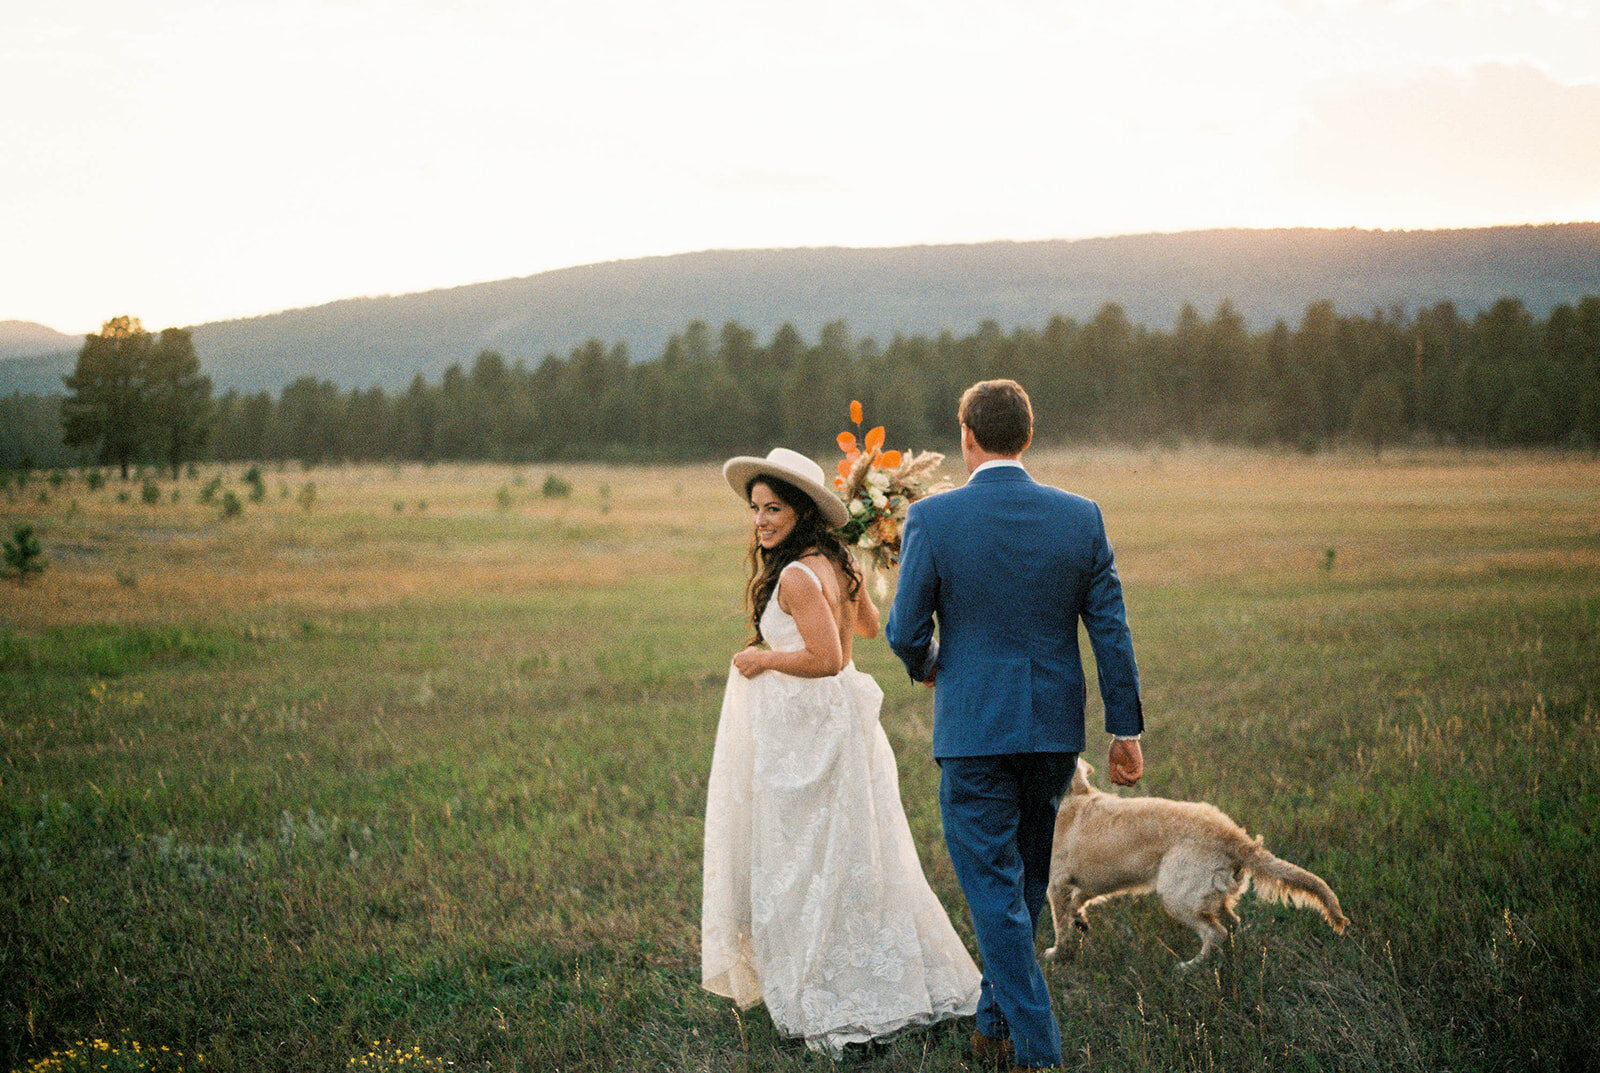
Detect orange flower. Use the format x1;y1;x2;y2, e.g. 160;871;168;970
876;449;902;470
864;426;885;453
837;458;854;482
875;514;900;544
850;400;863;424
837;431;858;454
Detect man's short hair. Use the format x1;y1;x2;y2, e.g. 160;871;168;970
959;379;1033;455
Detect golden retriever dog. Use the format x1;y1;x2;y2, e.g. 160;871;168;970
1043;762;1349;970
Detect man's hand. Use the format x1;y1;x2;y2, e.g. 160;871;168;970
921;668;937;688
1108;738;1143;786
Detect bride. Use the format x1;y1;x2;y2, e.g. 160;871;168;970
701;447;980;1057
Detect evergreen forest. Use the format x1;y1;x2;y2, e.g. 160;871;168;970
5;294;1599;471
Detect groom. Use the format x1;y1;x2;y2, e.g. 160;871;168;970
887;379;1145;1070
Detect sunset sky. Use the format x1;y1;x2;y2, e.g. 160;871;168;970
4;0;1598;335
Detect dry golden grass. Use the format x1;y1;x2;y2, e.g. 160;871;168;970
1030;446;1600;588
8;449;1595;631
2;462;739;628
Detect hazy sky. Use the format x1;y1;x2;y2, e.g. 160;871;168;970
4;0;1598;334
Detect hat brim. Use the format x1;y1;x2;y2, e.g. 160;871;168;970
723;456;850;528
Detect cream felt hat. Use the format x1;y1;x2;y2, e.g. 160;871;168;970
722;447;849;528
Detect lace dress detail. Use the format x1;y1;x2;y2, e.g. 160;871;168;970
702;562;980;1057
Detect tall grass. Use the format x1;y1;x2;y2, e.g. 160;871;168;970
2;451;1596;1071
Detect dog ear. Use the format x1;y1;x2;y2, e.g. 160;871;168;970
1071;759;1094;794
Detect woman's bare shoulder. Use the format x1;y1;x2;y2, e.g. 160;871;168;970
789;552;845;599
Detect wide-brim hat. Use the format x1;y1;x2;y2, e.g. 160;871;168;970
723;447;849;528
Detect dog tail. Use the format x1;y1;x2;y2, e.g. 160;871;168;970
1239;840;1350;933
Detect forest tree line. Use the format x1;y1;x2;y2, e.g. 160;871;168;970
5;294;1600;472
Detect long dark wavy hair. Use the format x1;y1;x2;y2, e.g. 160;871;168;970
744;474;862;645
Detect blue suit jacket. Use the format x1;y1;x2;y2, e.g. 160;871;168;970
886;464;1143;758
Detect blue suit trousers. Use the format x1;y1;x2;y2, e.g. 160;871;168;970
938;751;1076;1068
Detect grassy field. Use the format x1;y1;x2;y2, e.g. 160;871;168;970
2;449;1596;1072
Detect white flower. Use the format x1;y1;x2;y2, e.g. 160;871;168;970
850;497;870;516
867;469;890;491
871;491;889;510
859;533;881;549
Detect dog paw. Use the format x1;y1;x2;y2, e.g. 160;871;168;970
1042;946;1058;962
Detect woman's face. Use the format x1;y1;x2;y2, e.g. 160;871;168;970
749;480;798;550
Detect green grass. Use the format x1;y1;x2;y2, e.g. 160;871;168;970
2;451;1597;1071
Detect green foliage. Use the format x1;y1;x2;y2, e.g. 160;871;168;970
219;490;243;518
193;294;1600;465
60;317;211;479
140;480;160;505
85;470;105;491
494;484;513;511
145;327;212;478
541;473;572;498
0;623;238;676
242;466;266;502
1501;385;1556;445
1350;376;1406;456
0;393;74;470
296;481;317;511
3;523;46;583
198;476;221;504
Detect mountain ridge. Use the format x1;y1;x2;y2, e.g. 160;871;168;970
4;223;1597;396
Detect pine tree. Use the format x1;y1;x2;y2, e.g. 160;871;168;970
61;316;151;479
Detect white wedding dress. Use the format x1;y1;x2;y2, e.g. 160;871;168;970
701;561;981;1057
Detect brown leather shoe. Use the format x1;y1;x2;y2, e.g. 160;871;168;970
971;1028;1014;1068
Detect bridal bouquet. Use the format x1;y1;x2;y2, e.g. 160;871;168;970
833;400;951;576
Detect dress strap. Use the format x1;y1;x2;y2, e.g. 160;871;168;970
780;559;824;591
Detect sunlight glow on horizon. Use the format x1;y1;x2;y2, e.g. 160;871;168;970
4;0;1598;335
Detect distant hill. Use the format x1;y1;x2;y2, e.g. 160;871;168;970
0;322;78;395
0;321;78;359
4;224;1598;396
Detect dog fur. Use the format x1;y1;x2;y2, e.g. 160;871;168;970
1042;762;1349;970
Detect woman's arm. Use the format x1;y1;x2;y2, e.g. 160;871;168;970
733;566;845;679
854;578;880;638
885;502;939;682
